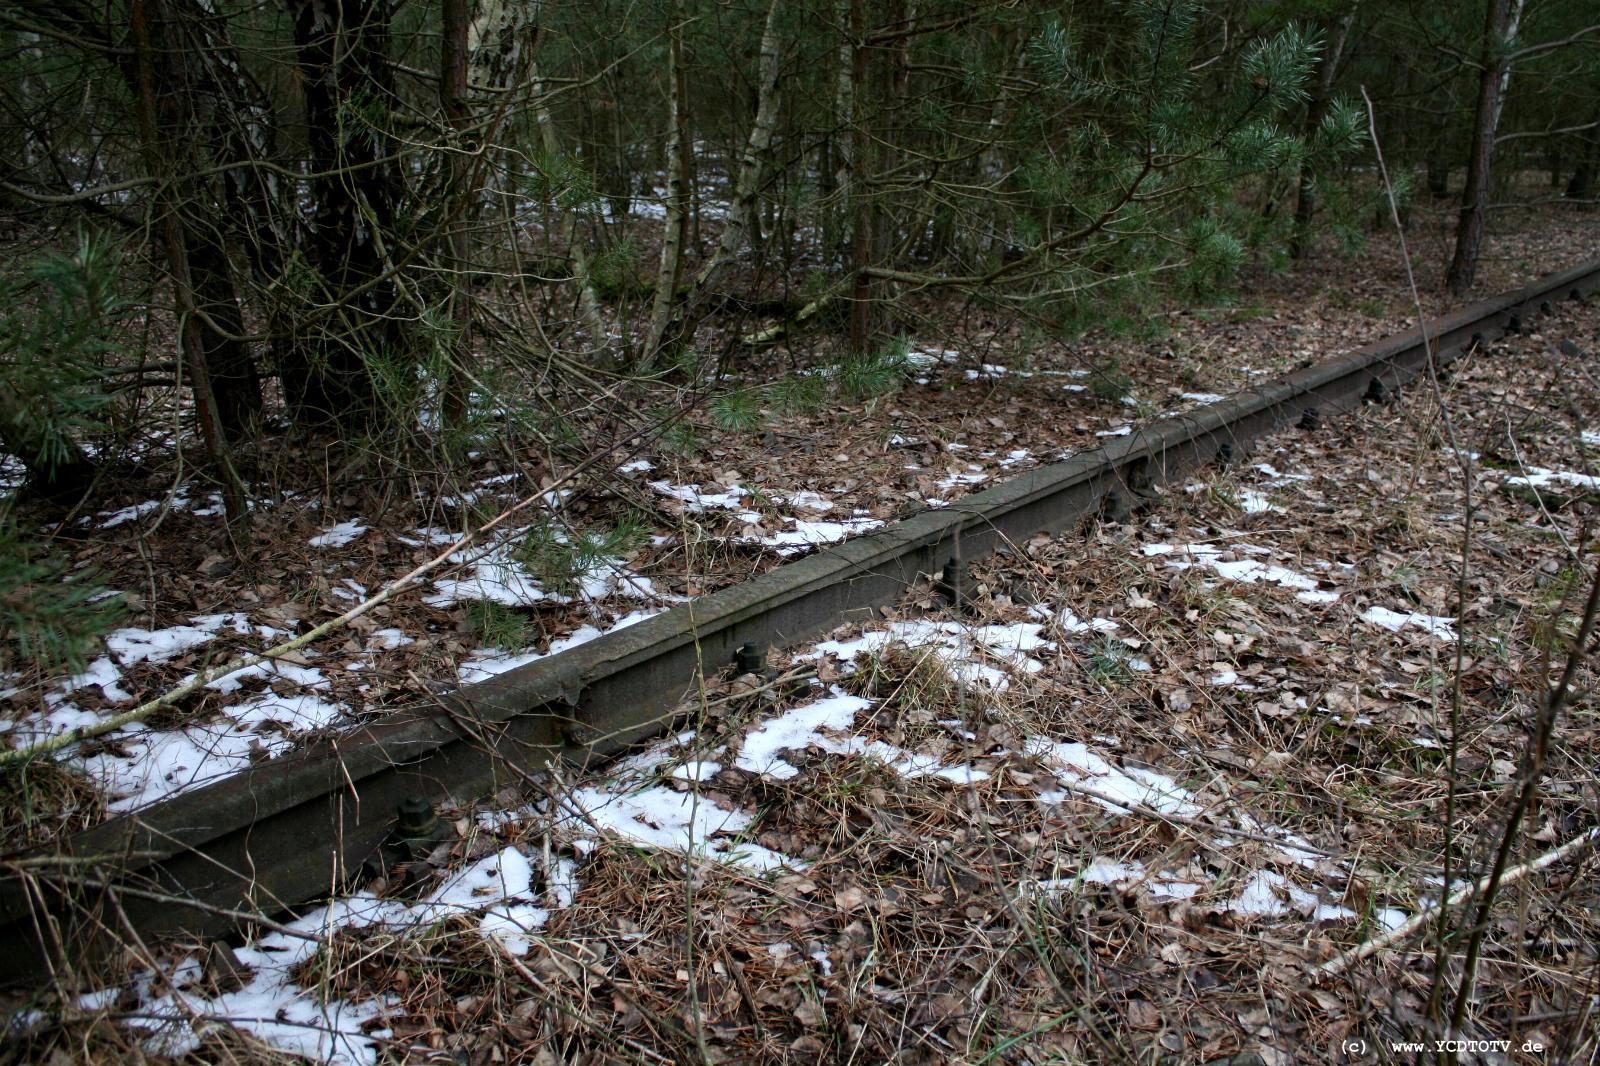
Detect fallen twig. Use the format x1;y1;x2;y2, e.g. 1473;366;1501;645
1318;826;1600;977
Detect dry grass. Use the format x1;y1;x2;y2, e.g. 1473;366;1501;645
8;202;1600;1065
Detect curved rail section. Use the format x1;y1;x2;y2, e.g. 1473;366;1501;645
3;259;1598;983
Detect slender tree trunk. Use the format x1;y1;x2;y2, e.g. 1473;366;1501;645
645;0;784;363
847;0;874;355
1566;112;1600;205
440;0;471;425
130;0;249;533
823;0;853;267
644;15;691;362
1447;0;1523;295
284;0;403;428
1290;12;1355;259
185;234;260;442
532;77;610;360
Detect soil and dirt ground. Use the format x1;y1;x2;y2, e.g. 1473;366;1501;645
3;194;1600;1063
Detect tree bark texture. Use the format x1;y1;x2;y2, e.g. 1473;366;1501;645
283;0;404;427
644;15;691;362
1447;0;1523;295
130;0;249;530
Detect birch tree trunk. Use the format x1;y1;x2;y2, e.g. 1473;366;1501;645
644;16;691;361
643;0;784;364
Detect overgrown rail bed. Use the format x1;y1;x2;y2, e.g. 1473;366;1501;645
3;260;1599;1063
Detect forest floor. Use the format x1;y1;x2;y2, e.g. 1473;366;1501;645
5;194;1600;1063
3;191;1598;838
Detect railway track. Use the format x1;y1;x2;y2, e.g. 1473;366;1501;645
2;258;1598;985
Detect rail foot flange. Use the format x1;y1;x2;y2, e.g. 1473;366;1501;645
1101;489;1130;524
940;558;975;612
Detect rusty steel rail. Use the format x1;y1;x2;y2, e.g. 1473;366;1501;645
2;258;1598;983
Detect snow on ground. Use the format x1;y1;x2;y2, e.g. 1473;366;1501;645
646;477;897;556
649;479;756;515
308;520;368;548
82;485;279;528
105;611;263;665
83;843;577;1065
732;690;988;786
561;784;796;872
1360;605;1458;641
458;608;664;684
656;607;1376;930
1253;462;1312;486
740;516;883;555
80;691;348;811
1034;858;1205;902
1236;489;1283;514
1142;541;1338;604
1223;870;1354;922
1028;603;1119;634
421;536;660;608
800;618;1050;689
1027;739;1201;816
0;453;24;491
1503;464;1600;491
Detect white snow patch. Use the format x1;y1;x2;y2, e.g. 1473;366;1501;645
395;527;460;547
649;480;750;512
424;536;659;609
802;619;1050;689
58;657;133;704
1028;739;1200;816
1224;870;1354;922
1505;465;1600;491
1254;463;1310;485
199;658;328;696
1236;490;1283;514
735;691;990;786
105;612;255;666
330;578;367;602
562;784;796;872
671;760;723;782
1028;603;1118;635
97;499;164;528
94;843;573;1063
1142;542;1337;604
742;516;882;555
1360;606;1457;641
770;489;834;512
81;692;348;811
458;609;663;684
368;628;413;651
308;521;367;548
